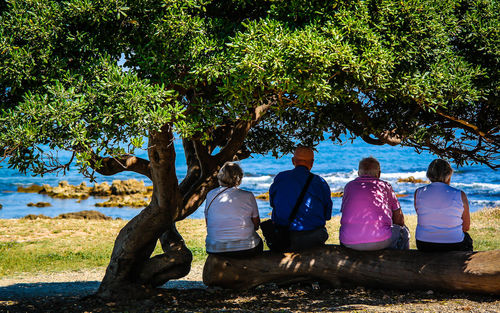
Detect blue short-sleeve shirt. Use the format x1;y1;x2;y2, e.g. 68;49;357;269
270;166;332;231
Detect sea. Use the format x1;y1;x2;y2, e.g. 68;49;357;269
0;137;499;220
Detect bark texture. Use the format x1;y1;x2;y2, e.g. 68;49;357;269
97;127;185;299
203;245;500;295
96;104;271;299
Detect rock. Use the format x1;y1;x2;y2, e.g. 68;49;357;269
40;181;91;199
331;192;343;198
111;179;147;195
90;182;112;196
397;176;429;184
56;210;113;220
17;179;153;205
0;204;2;209
17;184;44;193
95;195;149;208
27;202;52;207
22;214;52;219
255;192;269;200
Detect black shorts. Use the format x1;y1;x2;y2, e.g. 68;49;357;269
416;232;473;252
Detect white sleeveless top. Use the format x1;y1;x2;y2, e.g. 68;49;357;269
204;187;261;253
415;182;464;243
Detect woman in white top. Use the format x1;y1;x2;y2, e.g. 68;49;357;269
414;159;473;252
205;162;263;258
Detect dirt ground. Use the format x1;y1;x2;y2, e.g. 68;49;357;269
1;264;499;313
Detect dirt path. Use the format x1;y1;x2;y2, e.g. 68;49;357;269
0;264;205;301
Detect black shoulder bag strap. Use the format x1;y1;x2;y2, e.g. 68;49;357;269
287;172;314;226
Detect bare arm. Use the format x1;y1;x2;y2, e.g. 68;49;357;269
414;191;418;213
461;191;471;232
252;216;261;230
392;209;405;226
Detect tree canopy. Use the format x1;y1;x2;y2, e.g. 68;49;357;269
1;0;499;299
1;0;499;173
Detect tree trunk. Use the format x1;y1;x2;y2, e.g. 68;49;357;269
96;105;269;300
203;245;500;295
97;127;188;299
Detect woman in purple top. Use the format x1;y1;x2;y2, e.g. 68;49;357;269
340;157;410;251
414;159;473;252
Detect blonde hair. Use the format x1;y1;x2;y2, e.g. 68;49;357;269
426;159;453;183
358;157;381;177
217;162;244;187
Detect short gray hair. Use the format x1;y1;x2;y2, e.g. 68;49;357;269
217;162;244;187
426;159;453;183
358;157;381;177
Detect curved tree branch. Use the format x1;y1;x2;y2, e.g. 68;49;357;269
361;135;385;146
434;108;496;144
178;99;274;221
214;101;273;164
377;130;402;146
179;139;202;195
90;154;152;179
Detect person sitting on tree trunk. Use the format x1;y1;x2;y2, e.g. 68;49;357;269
340;157;410;251
414;159;473;252
264;147;333;251
204;162;263;258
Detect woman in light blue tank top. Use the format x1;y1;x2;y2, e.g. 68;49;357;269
414;159;473;252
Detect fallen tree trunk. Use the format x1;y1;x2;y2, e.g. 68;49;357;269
203;245;500;295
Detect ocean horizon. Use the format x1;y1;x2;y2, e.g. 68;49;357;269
1;137;499;220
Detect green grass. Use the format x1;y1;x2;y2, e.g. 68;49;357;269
0;207;499;278
0;239;112;277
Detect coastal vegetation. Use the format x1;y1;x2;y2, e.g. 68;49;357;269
1;0;499;300
1;207;499;278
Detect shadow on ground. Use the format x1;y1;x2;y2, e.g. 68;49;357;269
1;283;499;313
0;280;205;300
0;281;100;300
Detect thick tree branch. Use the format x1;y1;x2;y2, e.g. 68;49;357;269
178;100;273;221
361;135;385;146
350;100;402;146
179;139;202;195
434;109;496;144
90;154;152;179
214;101;272;164
377;130;402;146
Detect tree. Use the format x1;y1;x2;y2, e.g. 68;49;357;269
1;0;499;299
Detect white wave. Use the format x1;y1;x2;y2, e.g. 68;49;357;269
322;170;428;185
322;170;358;184
381;171;427;180
452;182;500;193
253;183;272;189
242;175;273;183
470;200;500;207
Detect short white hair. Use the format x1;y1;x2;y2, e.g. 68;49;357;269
217;162;244;187
358;157;380;177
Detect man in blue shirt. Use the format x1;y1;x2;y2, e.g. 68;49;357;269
269;147;332;251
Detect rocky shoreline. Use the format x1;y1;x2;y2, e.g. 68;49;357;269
16;179;152;208
22;210;115;220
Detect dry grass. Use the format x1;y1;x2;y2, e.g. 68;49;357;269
0;208;499;278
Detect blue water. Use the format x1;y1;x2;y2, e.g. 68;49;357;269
1;137;499;219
